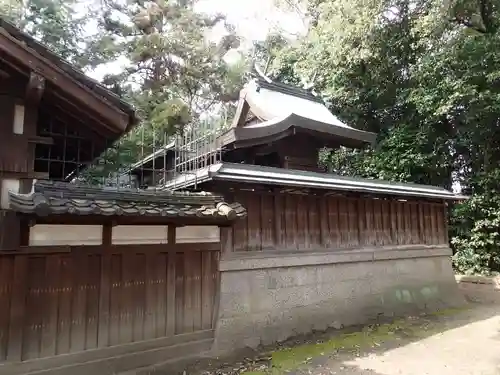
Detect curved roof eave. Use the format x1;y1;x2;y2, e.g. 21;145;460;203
231;113;376;146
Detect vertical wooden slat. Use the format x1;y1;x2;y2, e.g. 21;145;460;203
121;254;134;344
430;204;438;245
354;199;364;247
338;198;349;248
418;201;425;244
183;252;194;333
273;193;283;249
247;194;262;251
390;201;398;245
220;227;233;256
97;253;111;348
23;257;45;360
201;251;213;330
232;193;247;252
6;255;27;361
166;252;176;336
192;251;202;331
174;252;184;335
261;194;274;250
296;195;307;249
381;200;391;245
155;253;167;338
373;200;383;246
0;256;13;361
396;201;405;245
348;198;360;247
144;253;157;340
40;256;60;358
70;253;88;352
328;197;340;248
443;203;450;245
85;255;99;350
285;194;298;251
308;196;321;249
410;202;419;244
319;196;330;249
56;256;72;355
211;251;220;330
132;254;146;342
109;254;121;346
403;202;412;245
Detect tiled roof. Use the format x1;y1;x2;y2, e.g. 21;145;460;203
8;180;246;220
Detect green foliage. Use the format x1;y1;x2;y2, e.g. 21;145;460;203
452;169;500;275
271;0;500;274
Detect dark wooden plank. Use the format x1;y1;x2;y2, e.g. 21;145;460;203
40;256;60;358
296;195;307;249
337;198;348;248
352;199;363;247
232;193;248;252
390;201;398;245
318;196;329;249
396;201;405;245
23;257;45;360
183;251;194;333
132;253;146;343
372;199;382;246
56;255;72;355
348;198;359;248
247;193;262;252
327;197;340;248
308;196;321;249
401;202;412;245
174;252;185;335
261;194;275;251
120;254;133;344
201;251;213;330
165;252;176;337
0;256;13;361
108;254;122;346
285;194;298;251
97;254;111;348
273;193;283;248
220;227;233;256
144;253;157;340
192;251;203;331
70;253;88;353
85;255;100;350
211;251;220;330
430;204;438;245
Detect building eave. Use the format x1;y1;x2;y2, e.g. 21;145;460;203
164;163;464;201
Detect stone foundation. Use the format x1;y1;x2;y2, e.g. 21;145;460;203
214;246;464;352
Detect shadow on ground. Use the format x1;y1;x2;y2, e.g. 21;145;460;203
142;288;500;375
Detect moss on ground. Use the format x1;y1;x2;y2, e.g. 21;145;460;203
241;307;469;375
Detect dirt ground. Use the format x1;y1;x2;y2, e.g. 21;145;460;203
144;287;500;375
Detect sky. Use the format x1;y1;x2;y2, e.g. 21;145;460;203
88;0;306;81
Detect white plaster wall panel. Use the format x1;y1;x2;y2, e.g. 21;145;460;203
112;225;169;244
176;225;220;243
29;224;102;246
0;178;19;209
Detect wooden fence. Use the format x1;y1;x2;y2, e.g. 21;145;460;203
228;192;448;252
0;243;219;363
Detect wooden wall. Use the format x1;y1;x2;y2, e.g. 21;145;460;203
227;191;448;253
0;243;219;363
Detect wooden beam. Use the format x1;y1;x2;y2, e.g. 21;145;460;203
0;29;129;133
28;135;54;145
25;71;45;104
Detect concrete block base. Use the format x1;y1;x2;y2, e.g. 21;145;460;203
213;247;464;353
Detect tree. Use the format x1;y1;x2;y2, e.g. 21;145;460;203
1;0;90;66
271;0;500;273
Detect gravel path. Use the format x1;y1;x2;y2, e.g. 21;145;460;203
298;303;500;375
143;289;500;375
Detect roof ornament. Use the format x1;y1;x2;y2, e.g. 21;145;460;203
253;62;273;83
